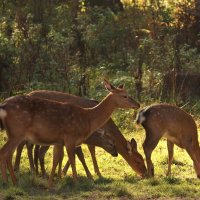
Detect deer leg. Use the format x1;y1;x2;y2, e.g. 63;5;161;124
48;145;63;187
0;138;22;185
7;153;17;185
66;144;77;182
57;146;64;179
166;140;174;176
62;147;93;179
26;142;35;172
185;144;200;178
0;162;8;183
34;145;40;175
39;146;50;177
14;140;26;172
143;130;160;177
76;146;93;180
62;160;70;176
88;145;101;178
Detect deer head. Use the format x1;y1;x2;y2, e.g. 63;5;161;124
104;80;140;109
126;138;146;176
86;129;118;157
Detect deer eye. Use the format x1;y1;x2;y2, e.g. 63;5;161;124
123;95;127;98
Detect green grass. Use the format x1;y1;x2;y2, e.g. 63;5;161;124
1;125;200;200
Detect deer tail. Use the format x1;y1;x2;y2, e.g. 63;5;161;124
136;106;152;125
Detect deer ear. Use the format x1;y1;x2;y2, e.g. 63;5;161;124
104;79;116;92
118;84;124;89
127;141;132;155
130;138;138;151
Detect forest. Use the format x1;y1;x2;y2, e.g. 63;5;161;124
0;0;199;104
0;0;200;199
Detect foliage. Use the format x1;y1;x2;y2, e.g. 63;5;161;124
0;0;199;102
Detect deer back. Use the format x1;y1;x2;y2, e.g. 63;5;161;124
1;95;91;146
136;103;198;148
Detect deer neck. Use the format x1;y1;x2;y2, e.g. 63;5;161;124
87;93;116;134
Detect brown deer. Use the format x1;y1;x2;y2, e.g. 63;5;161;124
136;103;200;178
26;89;146;182
14;101;118;179
0;80;144;185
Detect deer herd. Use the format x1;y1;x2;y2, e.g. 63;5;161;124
0;80;200;187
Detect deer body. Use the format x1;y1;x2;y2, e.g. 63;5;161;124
9;97;91;146
13;91;119;179
0;80;142;185
136;103;200;178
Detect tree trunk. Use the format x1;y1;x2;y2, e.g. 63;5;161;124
194;0;200;50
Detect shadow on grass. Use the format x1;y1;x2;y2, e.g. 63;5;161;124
94;176;114;185
52;176;115;197
160;158;185;167
57;176;95;192
186;177;200;185
123;175;142;184
163;176;181;185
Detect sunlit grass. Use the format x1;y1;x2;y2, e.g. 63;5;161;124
1;124;200;199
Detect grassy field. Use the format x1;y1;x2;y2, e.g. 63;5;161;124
1;124;200;200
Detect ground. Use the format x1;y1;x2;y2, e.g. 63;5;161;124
0;124;200;200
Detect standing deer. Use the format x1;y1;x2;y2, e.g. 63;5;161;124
136;103;200;178
14;89;147;181
27;89;146;182
14;100;118;179
0;80;144;185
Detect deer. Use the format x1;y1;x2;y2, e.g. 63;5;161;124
0;80;145;185
136;103;200;178
26;89;147;183
14;89;147;183
14;99;118;179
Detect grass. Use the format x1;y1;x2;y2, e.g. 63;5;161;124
1;125;200;200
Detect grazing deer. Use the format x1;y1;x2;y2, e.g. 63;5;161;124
0;80;143;185
136;103;200;178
